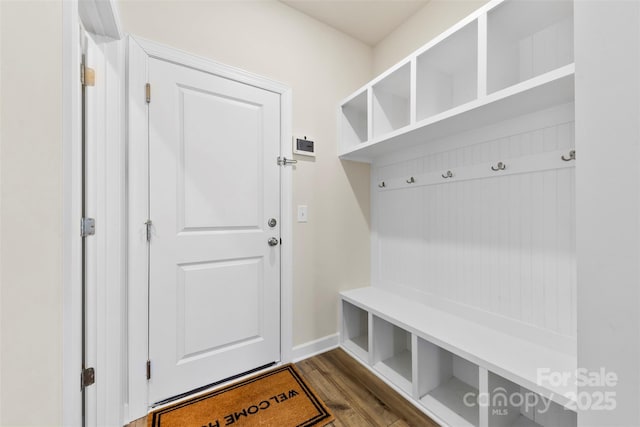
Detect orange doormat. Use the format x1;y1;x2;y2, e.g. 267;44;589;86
148;364;334;427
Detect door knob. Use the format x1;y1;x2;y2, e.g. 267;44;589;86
268;237;279;247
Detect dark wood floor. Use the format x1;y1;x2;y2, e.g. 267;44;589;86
127;348;438;427
297;348;438;427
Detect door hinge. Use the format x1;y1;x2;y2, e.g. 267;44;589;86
277;156;297;166
145;83;151;103
81;63;95;87
146;360;151;380
145;219;153;242
81;217;96;237
81;367;95;389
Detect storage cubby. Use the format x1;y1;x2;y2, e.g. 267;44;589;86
372;63;411;138
487;0;573;94
488;372;577;427
341;300;369;361
372;316;412;394
416;20;478;121
416;338;480;427
340;90;368;149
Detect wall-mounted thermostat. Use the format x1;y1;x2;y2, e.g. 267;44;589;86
293;136;315;157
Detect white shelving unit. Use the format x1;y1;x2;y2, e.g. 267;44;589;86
373;316;413;394
339;288;578;427
487;372;577;427
416;20;478;121
337;0;575;163
372;62;411;138
487;0;573;94
341;300;369;361
337;1;579;426
340;89;368;151
417;339;480;427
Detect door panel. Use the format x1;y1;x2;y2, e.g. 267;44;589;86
179;86;262;230
148;57;281;404
177;258;263;359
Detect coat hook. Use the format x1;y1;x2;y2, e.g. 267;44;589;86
491;161;506;171
561;150;576;161
378;181;386;188
442;170;453;179
406;176;415;184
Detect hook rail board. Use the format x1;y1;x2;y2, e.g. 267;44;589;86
376;149;575;192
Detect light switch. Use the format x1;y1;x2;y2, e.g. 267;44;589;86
297;205;308;223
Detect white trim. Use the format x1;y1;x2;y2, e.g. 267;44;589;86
280;88;294;366
292;334;340;363
64;2;125;425
133;37;291;94
78;0;123;40
84;33;101;426
81;31;127;427
126;36;150;422
62;1;83;425
89;38;127;427
126;36;294;422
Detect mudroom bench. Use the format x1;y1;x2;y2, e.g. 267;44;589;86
339;287;578;427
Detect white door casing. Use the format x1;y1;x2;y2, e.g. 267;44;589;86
147;57;282;403
127;37;293;420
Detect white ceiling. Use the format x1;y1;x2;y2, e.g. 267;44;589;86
280;0;430;46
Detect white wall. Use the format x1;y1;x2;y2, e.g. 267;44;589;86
575;1;640;425
373;0;489;75
117;0;372;347
0;1;64;425
372;105;577;350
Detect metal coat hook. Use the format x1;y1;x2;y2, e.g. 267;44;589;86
561;150;576;161
491;162;506;171
406;176;415;184
442;170;453;179
378;181;386;188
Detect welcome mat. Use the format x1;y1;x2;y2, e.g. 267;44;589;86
148;364;334;427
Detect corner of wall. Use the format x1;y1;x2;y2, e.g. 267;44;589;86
372;0;490;75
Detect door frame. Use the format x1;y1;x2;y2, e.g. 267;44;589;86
63;1;124;426
126;36;294;422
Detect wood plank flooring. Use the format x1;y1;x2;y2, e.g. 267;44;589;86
127;348;438;427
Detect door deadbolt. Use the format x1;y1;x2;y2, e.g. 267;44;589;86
268;218;277;228
268;237;279;247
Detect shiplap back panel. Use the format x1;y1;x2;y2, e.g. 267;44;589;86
372;105;576;343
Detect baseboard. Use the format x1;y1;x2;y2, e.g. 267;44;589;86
291;333;340;362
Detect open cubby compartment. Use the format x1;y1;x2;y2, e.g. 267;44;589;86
341;300;369;362
341;89;369;149
416;19;478;121
487;372;577;427
372;62;411;138
487;0;574;94
416;338;480;427
372;316;412;394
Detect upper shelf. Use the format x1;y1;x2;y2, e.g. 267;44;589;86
338;0;575;163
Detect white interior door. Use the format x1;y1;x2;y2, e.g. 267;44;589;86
147;57;281;404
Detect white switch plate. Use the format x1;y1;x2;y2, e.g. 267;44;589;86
297;205;308;223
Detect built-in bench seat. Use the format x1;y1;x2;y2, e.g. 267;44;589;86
340;287;577;427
